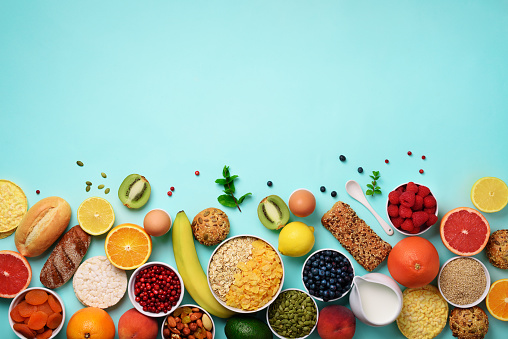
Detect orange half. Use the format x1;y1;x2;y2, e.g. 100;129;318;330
105;224;152;270
486;279;508;321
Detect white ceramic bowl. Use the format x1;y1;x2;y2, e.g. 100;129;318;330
301;248;355;302
128;261;184;317
207;234;285;314
266;288;318;339
438;256;490;308
161;304;215;339
9;287;65;339
386;182;438;236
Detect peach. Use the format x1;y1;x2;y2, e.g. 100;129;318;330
118;308;158;339
317;305;356;339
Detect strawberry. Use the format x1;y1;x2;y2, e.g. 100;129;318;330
412;211;429;227
406;182;419;194
399;205;413;219
388;204;399;217
417;185;431;197
400;191;416;208
423;195;437;208
388;190;401;205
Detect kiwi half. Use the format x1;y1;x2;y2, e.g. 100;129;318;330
118;174;151;209
257;195;290;230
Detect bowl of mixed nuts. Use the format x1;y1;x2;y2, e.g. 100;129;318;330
161;304;214;339
207;234;285;313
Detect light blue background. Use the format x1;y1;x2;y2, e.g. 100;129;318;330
1;1;508;338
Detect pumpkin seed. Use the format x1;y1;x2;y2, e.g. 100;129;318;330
77;161;84;166
105;188;110;194
101;172;107;178
98;184;105;189
86;181;92;186
86;186;91;192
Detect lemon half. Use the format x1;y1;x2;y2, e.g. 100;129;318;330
77;197;115;235
471;177;508;213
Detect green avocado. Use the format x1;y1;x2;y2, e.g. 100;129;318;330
224;314;273;339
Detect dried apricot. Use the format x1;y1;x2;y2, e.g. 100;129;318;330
27;311;48;331
25;290;49;306
18;300;37;318
47;295;61;313
10;304;26;323
13;323;36;339
47;312;63;329
37;301;54;316
35;329;53;339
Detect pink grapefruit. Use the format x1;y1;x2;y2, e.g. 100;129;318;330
0;250;32;298
440;207;490;256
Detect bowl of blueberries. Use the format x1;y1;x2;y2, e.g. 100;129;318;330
302;249;355;302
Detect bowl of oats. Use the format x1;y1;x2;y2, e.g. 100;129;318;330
207;234;285;313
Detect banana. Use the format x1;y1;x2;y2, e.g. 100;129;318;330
172;210;236;318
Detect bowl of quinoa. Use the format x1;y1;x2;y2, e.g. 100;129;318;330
207;235;285;313
438;256;490;308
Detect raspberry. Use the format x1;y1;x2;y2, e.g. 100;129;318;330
412;211;429;227
417;185;431;197
423;195;437;208
406;182;419;194
396;186;405;194
388;190;401;205
399;205;413;219
399;191;416;208
401;219;414;232
426;213;438;226
390;217;404;228
424;207;437;215
388;204;399;217
412;195;424;211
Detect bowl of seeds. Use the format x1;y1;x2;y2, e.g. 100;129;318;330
207;234;284;313
438;256;490;308
266;288;318;339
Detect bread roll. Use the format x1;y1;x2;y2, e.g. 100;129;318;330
40;225;91;289
15;196;71;257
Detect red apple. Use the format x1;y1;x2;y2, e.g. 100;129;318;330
118;308;158;339
317;305;356;339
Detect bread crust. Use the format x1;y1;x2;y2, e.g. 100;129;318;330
14;196;71;257
40;225;91;289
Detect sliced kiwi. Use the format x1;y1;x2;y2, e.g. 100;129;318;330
257;195;290;230
118;174;151;209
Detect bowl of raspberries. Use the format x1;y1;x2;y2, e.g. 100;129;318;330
386;181;438;235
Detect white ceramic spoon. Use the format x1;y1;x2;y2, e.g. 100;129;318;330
345;180;394;236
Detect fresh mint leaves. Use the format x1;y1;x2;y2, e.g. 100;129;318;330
366;170;381;196
215;165;251;211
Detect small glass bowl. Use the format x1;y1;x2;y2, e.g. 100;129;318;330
161;304;215;339
128;261;184;317
9;287;65;339
266;288;319;339
438;256;490;308
301;248;355;302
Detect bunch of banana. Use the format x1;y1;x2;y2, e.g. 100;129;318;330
172;211;236;318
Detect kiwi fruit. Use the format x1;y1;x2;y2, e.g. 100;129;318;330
257;195;290;230
118;174;151;209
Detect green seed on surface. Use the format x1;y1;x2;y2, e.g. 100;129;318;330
86;186;91;192
98;184;105;189
105;188;110;194
101;172;107;178
86;181;92;186
77;161;84;166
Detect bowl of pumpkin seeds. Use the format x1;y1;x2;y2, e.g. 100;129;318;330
266;288;318;339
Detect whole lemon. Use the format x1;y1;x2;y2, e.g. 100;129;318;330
278;221;315;257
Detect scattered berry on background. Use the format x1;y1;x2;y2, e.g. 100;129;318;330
339;155;346;162
167;191;172;196
357;167;363;173
331;191;337;197
422;155;426;160
419;169;424;174
385;159;389;164
36;190;40;194
170;187;175;191
195;171;200;176
407;151;412;156
320;186;326;192
267;181;273;187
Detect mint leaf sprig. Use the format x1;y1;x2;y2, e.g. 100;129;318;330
366;170;381;196
215;165;251;212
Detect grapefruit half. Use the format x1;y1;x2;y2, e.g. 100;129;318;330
0;250;32;298
440;207;490;256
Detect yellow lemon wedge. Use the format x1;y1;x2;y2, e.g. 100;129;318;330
471;177;508;213
278;221;315;257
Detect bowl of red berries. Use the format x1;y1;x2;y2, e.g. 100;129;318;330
128;262;184;317
386;182;438;236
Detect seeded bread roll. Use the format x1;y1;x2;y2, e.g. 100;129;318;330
449;306;489;339
191;208;230;246
15;196;71;257
485;230;508;269
40;225;91;289
321;201;392;271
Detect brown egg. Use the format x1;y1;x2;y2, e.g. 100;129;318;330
143;209;172;237
289;189;316;217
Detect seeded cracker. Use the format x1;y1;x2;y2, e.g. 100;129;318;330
73;256;127;309
321;201;391;271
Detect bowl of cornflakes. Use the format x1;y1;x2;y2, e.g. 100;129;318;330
207;234;285;313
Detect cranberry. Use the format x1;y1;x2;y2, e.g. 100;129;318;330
385;159;389;164
422;155;426;160
170;186;175;191
407;151;412;156
167;191;172;196
133;265;181;314
195;170;200;176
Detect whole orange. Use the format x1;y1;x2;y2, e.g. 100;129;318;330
67;307;115;339
387;236;440;288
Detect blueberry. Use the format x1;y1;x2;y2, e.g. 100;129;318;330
330;284;337;291
319;270;325;277
267;181;273;187
309;289;315;295
358;167;363;173
323;290;330;299
331;191;337;197
344;275;351;283
324;256;331;262
329;291;336;299
320;186;326;192
338;277;344;285
324;250;332;256
325;271;330;277
311;268;318;275
339;155;346;162
303;276;308;283
329;278;336;285
309;283;316;290
311;261;319;268
348;266;354;273
326;263;332;269
319;260;325;266
321;279;327;286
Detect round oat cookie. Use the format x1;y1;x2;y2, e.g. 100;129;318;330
191;207;230;246
449;306;489;339
486;229;508;269
73;256;127;309
0;180;28;237
397;285;448;339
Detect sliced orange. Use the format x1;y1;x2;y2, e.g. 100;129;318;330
105;223;152;270
486;279;508;321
